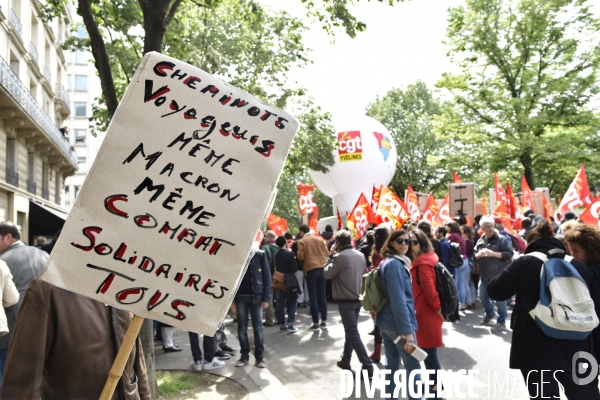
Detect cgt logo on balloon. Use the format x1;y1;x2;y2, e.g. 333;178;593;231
338;131;363;162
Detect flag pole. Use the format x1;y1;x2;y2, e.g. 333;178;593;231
99;315;145;400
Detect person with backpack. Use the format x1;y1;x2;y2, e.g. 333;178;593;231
375;230;421;400
486;220;600;399
460;225;477;310
446;221;467;320
474;216;513;331
409;229;445;398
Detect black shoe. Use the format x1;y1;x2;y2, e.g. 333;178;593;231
367;329;375;335
220;344;237;355
163;345;183;353
214;350;231;360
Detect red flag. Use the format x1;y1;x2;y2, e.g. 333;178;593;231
542;195;554;220
376;186;409;229
559;164;594;214
506;181;517;219
580;194;600;226
434;194;449;227
521;176;535;212
267;213;288;236
405;185;421;221
308;206;319;234
453;171;462;183
371;186;381;214
481;193;488;215
494;173;508;208
337;208;342;229
297;184;317;215
422;194;439;222
347;193;373;238
493;202;515;233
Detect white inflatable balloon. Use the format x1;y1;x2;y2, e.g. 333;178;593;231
310;115;397;217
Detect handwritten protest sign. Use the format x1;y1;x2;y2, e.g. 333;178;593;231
449;183;475;219
42;52;298;335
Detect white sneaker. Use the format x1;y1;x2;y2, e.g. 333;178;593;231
203;357;225;371
191;360;203;371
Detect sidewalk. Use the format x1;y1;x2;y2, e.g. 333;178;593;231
155;317;298;400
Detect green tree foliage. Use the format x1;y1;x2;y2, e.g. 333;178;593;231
366;81;449;197
436;0;600;197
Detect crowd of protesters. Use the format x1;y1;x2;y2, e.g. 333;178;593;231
1;208;600;398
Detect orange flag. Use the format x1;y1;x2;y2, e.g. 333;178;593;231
376;186;409;229
371;186;381;214
267;213;288;236
347;193;373;238
521;176;535;212
337;208;342;229
308;206;319;234
580;194;600;226
434;194;450;227
506;181;517;219
481;193;488;215
297;184;317;215
494;173;508;208
493;202;515;233
422;194;439;222
542;195;555;220
559;164;594;215
453;171;462;183
405;185;421;221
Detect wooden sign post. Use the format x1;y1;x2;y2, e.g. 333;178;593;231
449;183;476;220
40;52;299;399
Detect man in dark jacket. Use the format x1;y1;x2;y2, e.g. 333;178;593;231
231;249;272;368
474;216;513;331
487;222;600;399
260;231;279;326
274;236;299;332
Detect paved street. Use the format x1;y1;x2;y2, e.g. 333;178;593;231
159;300;567;400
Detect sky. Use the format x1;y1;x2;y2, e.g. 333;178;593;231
258;0;463;125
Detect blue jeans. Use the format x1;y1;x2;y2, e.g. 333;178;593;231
188;332;215;362
0;348;7;386
456;259;474;304
339;302;373;369
422;347;442;393
454;264;466;305
235;295;265;359
479;279;507;325
381;328;422;400
306;268;327;324
277;290;298;325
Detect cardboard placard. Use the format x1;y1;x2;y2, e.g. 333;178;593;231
449;183;476;219
42;53;298;335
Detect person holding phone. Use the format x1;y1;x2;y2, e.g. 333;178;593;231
375;229;422;400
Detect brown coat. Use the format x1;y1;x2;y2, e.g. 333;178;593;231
2;278;150;400
297;234;329;273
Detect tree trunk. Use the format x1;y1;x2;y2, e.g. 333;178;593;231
521;150;534;189
78;0;119;118
139;0;170;54
140;319;159;399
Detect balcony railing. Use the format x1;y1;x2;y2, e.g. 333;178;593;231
43;65;51;83
55;194;61;206
41;188;49;200
27;179;37;195
0;57;77;165
29;42;39;66
55;83;70;105
9;9;22;39
6;168;18;187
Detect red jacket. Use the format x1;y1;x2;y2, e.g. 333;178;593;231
410;251;444;348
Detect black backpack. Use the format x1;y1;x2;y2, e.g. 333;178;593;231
416;262;459;318
448;242;463;268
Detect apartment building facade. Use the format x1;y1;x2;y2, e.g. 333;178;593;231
0;0;77;243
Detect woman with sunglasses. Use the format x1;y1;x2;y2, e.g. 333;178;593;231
375;229;421;400
409;229;445;398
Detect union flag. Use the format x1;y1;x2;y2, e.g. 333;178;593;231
337;208;343;229
494;173;508;208
405;185;421;221
422;193;438;222
347;193;373;238
376;186;409;229
434;194;449;227
558;164;593;215
308;206;319;236
580;194;600;227
453;171;462;183
481;193;488;215
297;183;317;215
493;202;515;233
506;181;523;229
521;176;535;212
267;213;288;236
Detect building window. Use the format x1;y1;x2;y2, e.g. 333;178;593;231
9;59;18;76
6;140;17;171
75;75;87;91
77;157;86;170
75;50;88;64
66;74;72;90
75;129;86;144
74;185;80;199
74;102;86;117
76;25;88;38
